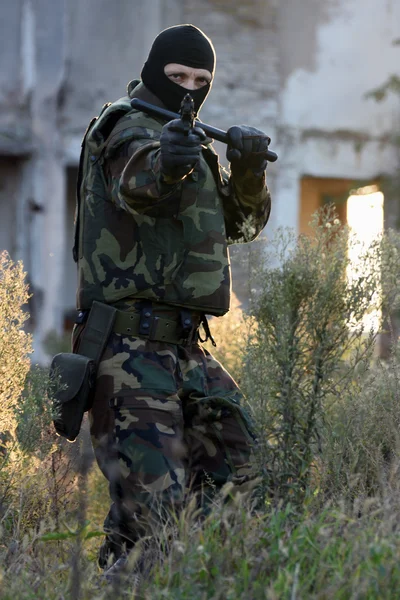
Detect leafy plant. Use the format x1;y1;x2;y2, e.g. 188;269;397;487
0;252;32;449
244;206;399;506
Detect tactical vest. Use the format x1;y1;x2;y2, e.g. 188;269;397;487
73;96;132;264
74;95;231;316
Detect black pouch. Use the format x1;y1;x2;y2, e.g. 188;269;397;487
50;353;96;442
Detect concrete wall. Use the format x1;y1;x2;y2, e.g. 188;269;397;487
62;0;183;162
0;0;398;360
274;0;400;231
0;160;20;257
0;0;33;153
0;0;185;362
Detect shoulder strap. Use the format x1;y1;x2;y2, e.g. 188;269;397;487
72;115;99;263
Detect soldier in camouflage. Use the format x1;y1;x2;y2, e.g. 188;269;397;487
73;24;271;574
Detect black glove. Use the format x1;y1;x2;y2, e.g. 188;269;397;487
226;125;271;177
160;119;206;180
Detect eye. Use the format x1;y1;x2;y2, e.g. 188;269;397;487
195;77;210;88
168;73;185;81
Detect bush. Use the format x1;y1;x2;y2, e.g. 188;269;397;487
0;253;81;595
203;292;250;383
0;251;33;518
0;252;32;449
321;343;400;502
243;207;400;506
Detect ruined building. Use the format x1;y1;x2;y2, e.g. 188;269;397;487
1;0;399;362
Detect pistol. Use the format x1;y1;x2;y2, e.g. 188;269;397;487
179;93;195;136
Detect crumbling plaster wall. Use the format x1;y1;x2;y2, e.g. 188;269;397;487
1;0;399;360
0;0;68;362
0;0;184;362
0;0;33;153
276;0;400;230
61;0;182;162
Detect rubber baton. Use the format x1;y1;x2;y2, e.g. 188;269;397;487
130;98;278;163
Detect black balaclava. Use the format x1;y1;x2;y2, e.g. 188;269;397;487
141;24;216;115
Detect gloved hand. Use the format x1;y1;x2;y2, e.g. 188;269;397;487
160;119;206;181
226;125;271;177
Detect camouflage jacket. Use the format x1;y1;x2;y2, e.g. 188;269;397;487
75;81;271;316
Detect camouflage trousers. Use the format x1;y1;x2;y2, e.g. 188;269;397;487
76;310;256;566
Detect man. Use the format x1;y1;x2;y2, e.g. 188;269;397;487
73;24;271;574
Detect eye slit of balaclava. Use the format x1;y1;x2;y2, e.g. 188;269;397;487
141;24;216;115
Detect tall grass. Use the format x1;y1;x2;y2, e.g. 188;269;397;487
1;210;400;599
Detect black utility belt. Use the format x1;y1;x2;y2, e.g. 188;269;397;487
113;309;201;345
77;301;213;347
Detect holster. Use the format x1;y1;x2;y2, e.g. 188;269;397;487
51;353;95;441
50;301;116;442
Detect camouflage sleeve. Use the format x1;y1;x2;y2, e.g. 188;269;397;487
105;126;182;217
220;165;271;244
